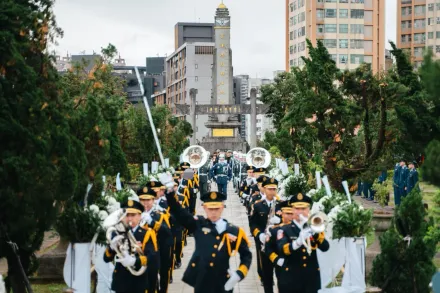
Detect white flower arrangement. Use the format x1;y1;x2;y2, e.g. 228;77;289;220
158;166;175;174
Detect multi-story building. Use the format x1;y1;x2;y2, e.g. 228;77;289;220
233;75;250;139
286;0;385;72
174;22;215;50
397;0;440;68
165;42;215;143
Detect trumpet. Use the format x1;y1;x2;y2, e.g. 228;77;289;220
301;212;328;255
104;209;147;276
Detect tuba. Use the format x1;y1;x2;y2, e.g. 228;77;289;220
182;145;209;169
103;209;147;276
246;147;271;169
300;212;328;255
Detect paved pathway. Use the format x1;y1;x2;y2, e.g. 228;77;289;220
168;182;275;293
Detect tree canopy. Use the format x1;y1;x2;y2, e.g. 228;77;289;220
261;40;440;186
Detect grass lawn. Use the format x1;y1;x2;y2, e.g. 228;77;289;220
32;284;65;293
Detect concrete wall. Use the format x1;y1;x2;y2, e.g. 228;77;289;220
175;23;215;49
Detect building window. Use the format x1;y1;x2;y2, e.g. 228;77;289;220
339;39;349;48
340;0;348;2
351;9;364;19
339;54;348;64
428;3;434;11
339;9;348;18
350;39;364;49
317;24;324;33
436;31;440;39
414;33;426;44
414;5;425;16
324;24;337;33
317;9;324;18
428;18;433;25
339;24;349;33
323;39;337;48
195;76;198;82
330;54;338;63
195;64;198;69
325;9;337;18
350;24;364;34
428;32;434;39
290;31;293;40
414;19;426;29
350;54;364;64
436;46;440;53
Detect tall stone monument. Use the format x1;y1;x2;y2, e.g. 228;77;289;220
200;1;248;152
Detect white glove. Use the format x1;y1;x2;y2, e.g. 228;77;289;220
292;229;312;250
110;235;124;251
224;269;241;291
276;258;284;267
141;213;153;225
259;233;266;244
115;251;136;267
158;172;174;189
269;216;281;225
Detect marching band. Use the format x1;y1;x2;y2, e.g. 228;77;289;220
102;146;329;293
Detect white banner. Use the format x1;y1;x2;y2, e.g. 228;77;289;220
341;237;366;290
143;163;148;176
63;243;91;293
93;245;114;293
294;164;300;175
342;181;352;204
115;173;122;191
151;161;159;173
322;175;332;197
316;171;322;190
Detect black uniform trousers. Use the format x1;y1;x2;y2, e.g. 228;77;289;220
261;251;275;293
172;227;184;264
159;243;173;293
254;239;264;281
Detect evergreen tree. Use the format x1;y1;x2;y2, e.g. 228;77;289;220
0;0;86;291
60;44;129;202
370;190;438;293
421;140;440;187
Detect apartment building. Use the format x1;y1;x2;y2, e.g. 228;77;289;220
398;0;440;68
286;0;385;72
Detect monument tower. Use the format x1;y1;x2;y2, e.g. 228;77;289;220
200;1;248;152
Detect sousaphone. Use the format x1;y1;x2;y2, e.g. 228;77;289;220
246;147;271;169
182;145;209;169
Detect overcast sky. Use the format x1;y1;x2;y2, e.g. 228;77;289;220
52;0;397;78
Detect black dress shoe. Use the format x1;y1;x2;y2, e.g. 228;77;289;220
174;262;182;269
169;277;173;284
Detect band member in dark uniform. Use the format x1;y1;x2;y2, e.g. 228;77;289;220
159;173;252;293
249;177;281;292
139;186;173;293
277;192;329;293
264;200;295;286
103;199;158;293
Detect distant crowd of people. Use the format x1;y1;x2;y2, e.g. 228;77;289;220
356;159;420;206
